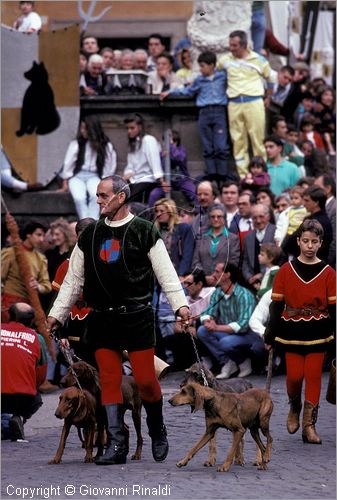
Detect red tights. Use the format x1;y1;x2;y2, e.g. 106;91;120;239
95;348;162;405
285;352;325;406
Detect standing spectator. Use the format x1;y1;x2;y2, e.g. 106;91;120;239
267;65;295;128
148;130;196;206
79;50;88;74
264;219;336;444
197;263;257;379
313;86;336;155
1;303;48;440
1;221;51;322
153;198;194;278
134;49;149;71
176;48;193;86
250;1;266;54
241;156;270;194
147;34;166;72
123;113;166;203
285;124;306;177
229;192;254;251
256;187;276;214
13;1;41;33
161;51;231;184
274;193;291;220
120;49;135;70
314;175;336;222
48;175;190;465
264;135;300;196
192;203;240;285
80;54;107;96
220;181;240;228
147;52;181;94
59;116;116;219
101;47;115;74
218;30;276;177
81;35;99;55
300;140;329;178
191;180;217;236
271;116;304;169
242;203;276;287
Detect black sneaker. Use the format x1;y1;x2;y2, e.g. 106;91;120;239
9;415;25;441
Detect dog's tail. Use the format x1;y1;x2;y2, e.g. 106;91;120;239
265;349;273;393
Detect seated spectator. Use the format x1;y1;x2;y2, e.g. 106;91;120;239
229;192;254;252
81;35;99;55
192;203;240;285
220;181;240;229
80;54;107;96
275;186;308;247
264;135;300;196
1;147;42;192
300;140;329;177
242;203;276;288
120;49;135;70
1;303;47;440
148;129;196;206
123;113;166;203
300;115;325;151
59;116;116;219
285;124;305;177
267;65;295;125
134;49;149;71
153;198;194;278
256;243;282;299
197;263;258;379
294;91;315;130
147;52;181;94
147;33;166;72
1;221;51;323
13;1;41;33
176;48;194;86
100;47;115;74
271;115;305;168
241;156;270;194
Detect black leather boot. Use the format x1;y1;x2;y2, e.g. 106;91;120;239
95;404;128;465
143;397;169;462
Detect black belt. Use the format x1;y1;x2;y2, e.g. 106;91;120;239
200;104;225;109
93;303;150;314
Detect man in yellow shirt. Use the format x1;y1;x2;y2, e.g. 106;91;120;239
218;30;276;177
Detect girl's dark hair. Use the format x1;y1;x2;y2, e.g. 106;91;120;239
171;130;181;146
75;116;110;178
256;186;276;207
248;156;267;172
124;113;145;152
297;219;324;240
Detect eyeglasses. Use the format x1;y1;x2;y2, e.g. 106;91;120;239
210;215;224;219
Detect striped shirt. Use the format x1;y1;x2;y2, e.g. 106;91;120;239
202;284;256;333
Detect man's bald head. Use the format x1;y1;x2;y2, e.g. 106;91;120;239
196;181;216;208
8;303;35;326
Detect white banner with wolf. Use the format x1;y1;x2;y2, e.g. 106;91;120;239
1;24;80;185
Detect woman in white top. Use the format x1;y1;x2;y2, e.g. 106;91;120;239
123;113;168;203
60;116;116;219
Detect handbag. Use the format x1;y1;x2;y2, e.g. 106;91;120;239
326;358;336;405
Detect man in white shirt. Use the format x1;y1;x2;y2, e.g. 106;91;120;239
220;181;240;228
13;1;41;33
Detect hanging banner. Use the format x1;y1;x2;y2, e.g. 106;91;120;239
1;24;80;185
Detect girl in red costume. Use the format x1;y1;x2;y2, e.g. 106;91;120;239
264;219;335;444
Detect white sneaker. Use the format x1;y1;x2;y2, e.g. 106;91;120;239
201;356;213;370
238;358;252;378
216;360;238;379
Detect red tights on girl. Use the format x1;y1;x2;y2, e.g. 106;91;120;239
95;348;162;405
285;352;325;406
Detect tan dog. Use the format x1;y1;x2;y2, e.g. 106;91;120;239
49;387;96;464
60;361;143;460
168;383;273;472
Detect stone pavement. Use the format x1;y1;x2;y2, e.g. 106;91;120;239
1;371;335;500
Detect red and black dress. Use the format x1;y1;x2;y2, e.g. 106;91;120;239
264;258;336;351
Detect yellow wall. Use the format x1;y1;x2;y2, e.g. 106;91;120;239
2;1;194;28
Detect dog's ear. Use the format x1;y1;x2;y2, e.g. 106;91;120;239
186;384;205;413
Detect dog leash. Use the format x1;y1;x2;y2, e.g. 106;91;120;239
182;324;209;387
265;348;273;393
48;330;83;392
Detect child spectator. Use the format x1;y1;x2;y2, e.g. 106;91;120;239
285;124;305;177
160;51;231;184
241;156;270;193
256;243;282;299
300;115;325;151
148;130;196;206
274;186;308;247
13;1;41;33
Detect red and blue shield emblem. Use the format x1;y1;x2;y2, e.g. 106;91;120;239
99;238;121;263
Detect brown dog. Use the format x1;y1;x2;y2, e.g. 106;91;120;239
49;387;96;464
60;361;143;460
168;383;273;472
181;362;253;466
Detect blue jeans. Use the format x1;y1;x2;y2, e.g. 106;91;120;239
197;325;266;366
198;106;230;177
251;7;266;54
